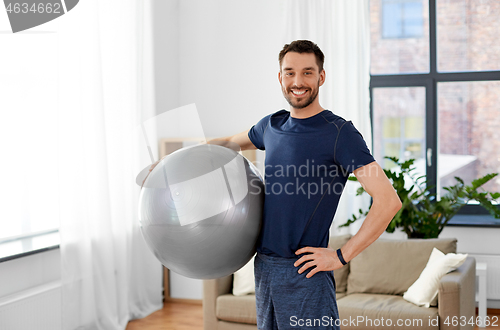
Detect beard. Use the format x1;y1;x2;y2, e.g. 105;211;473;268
282;80;320;109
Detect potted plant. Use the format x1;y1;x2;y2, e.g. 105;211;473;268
340;156;500;238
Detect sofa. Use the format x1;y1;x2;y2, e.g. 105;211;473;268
203;235;476;330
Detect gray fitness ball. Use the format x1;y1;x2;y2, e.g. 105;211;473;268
139;144;264;279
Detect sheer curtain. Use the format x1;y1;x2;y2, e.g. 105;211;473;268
283;0;372;235
57;0;162;329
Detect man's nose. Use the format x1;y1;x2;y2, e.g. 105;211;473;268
293;75;304;88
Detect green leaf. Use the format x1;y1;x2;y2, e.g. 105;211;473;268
471;173;498;190
476;196;500;219
400;159;415;170
384;156;399;165
339;208;370;228
490;192;500;200
415;174;427;182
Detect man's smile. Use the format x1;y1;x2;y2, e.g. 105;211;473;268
291;89;308;97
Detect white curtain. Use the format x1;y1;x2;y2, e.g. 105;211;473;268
57;0;162;329
283;0;372;235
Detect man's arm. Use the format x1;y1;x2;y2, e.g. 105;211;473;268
207;129;256;151
294;160;402;278
337;161;402;262
142;129;256;188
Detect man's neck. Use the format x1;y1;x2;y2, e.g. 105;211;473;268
289;104;325;119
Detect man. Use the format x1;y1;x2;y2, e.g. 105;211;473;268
210;40;402;329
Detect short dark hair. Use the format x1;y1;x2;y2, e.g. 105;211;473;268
278;40;325;72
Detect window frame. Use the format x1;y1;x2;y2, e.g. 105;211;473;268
370;0;500;221
0;230;60;263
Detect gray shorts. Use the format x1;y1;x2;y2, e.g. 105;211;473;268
254;252;341;330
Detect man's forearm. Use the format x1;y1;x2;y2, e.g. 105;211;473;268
339;197;401;263
207;130;255;152
207;136;231;146
206;136;240;151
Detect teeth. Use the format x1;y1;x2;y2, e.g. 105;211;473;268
292;90;306;95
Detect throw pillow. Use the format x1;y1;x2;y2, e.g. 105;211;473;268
232;255;255;296
403;248;468;308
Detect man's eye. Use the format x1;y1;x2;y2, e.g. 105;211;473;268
286;73;294;76
304;72;312;75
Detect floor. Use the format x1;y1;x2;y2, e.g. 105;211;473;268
126;302;500;330
126;302;203;330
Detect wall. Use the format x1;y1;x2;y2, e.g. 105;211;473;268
0;249;61;298
153;0;287;139
152;0;180;115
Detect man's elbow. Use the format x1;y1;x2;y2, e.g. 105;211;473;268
374;194;402;215
391;196;402;215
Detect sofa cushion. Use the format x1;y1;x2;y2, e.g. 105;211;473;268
347;238;457;295
337;293;439;330
328;234;352;293
336;292;347;300
216;294;257;325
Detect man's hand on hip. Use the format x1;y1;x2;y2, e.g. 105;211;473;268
294;247;344;278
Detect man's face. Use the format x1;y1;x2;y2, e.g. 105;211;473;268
279;52;325;110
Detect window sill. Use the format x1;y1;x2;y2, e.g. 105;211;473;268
447;214;500;228
0;231;60;263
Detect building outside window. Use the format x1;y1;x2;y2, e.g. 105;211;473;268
382;0;424;39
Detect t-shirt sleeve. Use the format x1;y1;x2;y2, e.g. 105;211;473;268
248;114;271;150
334;121;376;174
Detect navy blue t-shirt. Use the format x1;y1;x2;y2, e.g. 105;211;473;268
248;109;376;258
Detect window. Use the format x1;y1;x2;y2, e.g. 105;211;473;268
0;19;60;260
373;87;426;169
382;0;424;39
370;0;500;217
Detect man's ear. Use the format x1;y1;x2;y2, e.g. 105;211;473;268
278;71;282;85
319;69;326;87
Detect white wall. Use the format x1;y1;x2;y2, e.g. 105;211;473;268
439;226;500;255
379;226;500;255
0;249;60;298
154;0;287;139
152;0;180;114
